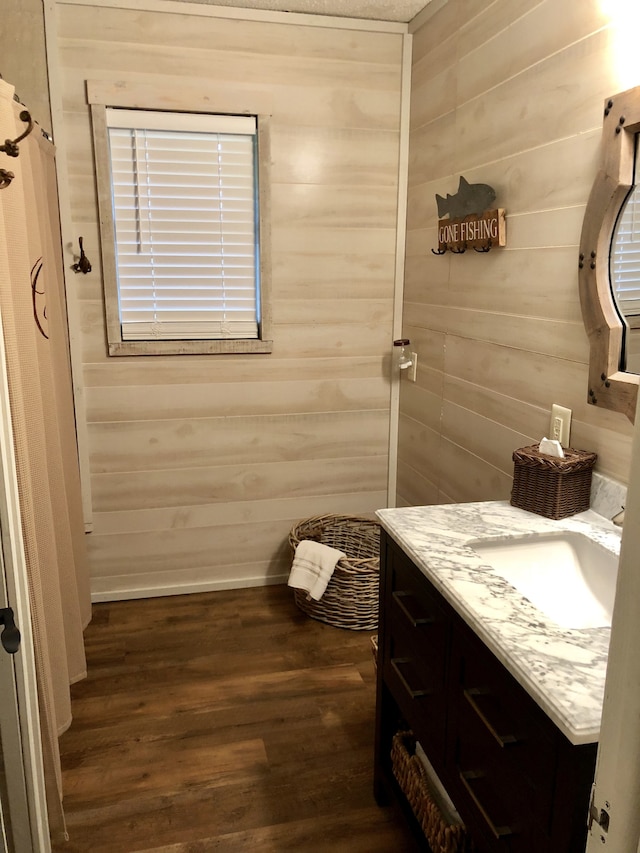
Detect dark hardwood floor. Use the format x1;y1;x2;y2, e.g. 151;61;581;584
58;585;421;852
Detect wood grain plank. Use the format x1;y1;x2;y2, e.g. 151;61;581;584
59;4;404;66
396;458;440;508
84;377;389;423
437;437;513;503
457;0;609;105
397;412;441;486
88;411;389;474
90;455;389;512
455;28;616;172
82;356;384;389
405;302;589;362
90;491;388;536
270;125;400;186
58;40;402;94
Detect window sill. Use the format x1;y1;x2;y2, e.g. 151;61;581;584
108;339;274;357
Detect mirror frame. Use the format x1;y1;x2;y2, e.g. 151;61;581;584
579;85;640;424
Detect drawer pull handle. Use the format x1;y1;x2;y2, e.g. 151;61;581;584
392;591;434;627
459;770;513;840
464;688;518;748
390;657;432;699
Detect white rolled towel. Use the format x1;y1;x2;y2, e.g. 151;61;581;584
287;539;346;601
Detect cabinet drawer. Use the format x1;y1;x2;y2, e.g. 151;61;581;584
384;545;450;762
453;762;546;853
390;549;448;649
452;629;556;829
384;622;447;754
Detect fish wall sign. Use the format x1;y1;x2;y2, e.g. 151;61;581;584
432;177;506;255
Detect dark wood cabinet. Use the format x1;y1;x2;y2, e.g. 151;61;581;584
374;531;597;853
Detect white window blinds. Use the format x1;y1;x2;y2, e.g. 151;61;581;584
106;109;259;341
611;184;640;317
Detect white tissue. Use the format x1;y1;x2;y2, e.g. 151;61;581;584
539;437;565;458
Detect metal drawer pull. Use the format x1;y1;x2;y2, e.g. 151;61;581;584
392;590;434;627
390;657;432;699
459;770;513;840
463;688;518;748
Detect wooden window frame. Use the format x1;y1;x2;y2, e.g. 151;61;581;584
90;97;273;357
579;85;640;422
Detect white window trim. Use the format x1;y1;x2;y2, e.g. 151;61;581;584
91;101;273;356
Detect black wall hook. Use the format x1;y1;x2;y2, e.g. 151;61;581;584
72;237;92;274
0;607;20;654
0;110;34;190
0;110;34;158
431;247;447;255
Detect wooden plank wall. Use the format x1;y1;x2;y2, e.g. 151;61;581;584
398;0;635;508
53;1;404;599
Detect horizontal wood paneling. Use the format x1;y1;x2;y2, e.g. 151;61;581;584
82;356;384;388
457;1;609;105
84;377;389;423
91;491;388;536
91;455;388;513
54;1;404;597
398;0;634;508
88;411;389;473
62;4;403;64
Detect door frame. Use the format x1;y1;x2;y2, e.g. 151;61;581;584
0;307;50;852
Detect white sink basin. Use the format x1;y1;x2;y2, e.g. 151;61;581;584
469;531;618;629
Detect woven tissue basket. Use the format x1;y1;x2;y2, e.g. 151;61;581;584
391;732;468;853
511;445;597;520
288;514;380;630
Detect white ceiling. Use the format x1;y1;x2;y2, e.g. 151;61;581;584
183;0;430;23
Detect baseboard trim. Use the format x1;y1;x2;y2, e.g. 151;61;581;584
90;572;289;602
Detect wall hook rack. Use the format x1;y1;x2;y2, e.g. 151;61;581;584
72;237;92;274
0;109;34;189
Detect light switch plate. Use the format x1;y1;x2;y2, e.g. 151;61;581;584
550;404;572;446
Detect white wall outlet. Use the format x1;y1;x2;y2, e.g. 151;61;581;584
550;404;572;446
408;352;418;383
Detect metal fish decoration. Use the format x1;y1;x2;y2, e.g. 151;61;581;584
436;176;496;220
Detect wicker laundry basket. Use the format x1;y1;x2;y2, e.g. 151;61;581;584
288;514;380;630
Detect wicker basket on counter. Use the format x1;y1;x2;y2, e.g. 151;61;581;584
288;514;380;630
510;444;597;520
391;731;469;853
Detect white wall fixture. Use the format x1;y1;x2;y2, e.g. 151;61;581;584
393;338;413;371
550;403;572;446
408;351;418;383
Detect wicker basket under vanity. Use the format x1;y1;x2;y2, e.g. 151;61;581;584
288;514;380;630
391;731;469;853
511;444;597;519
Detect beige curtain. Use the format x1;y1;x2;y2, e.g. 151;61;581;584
0;79;90;844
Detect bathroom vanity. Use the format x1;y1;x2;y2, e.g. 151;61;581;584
373;502;621;852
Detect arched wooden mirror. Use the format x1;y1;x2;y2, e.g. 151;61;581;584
579;85;640;423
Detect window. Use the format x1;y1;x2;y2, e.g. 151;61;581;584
611;184;640;317
92;106;272;355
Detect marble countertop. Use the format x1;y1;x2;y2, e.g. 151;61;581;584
376;501;622;746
